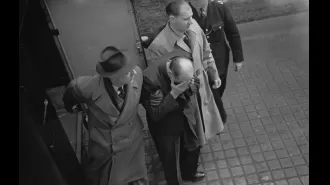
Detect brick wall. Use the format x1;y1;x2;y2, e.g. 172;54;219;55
133;0;308;39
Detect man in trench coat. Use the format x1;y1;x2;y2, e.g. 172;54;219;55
189;0;245;123
63;46;148;185
145;0;224;142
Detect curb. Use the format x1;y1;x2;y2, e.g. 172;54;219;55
235;9;309;25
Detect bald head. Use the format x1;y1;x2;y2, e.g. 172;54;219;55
169;56;194;83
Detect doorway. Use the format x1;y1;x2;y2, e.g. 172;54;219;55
19;0;84;184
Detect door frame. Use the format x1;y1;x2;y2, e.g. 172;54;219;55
39;0;75;80
39;0;89;130
128;0;148;69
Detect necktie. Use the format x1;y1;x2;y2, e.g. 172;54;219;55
118;86;125;100
183;33;190;49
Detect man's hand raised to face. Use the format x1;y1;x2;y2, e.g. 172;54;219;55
170;80;191;99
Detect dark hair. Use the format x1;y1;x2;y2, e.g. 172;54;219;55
165;0;188;17
99;46;125;73
169;56;192;78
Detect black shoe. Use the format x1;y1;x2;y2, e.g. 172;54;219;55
182;171;205;182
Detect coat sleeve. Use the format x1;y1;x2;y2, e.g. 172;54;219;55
140;76;184;122
219;3;244;63
62;76;94;112
200;25;220;80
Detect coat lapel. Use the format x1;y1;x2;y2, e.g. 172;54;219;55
177;39;191;53
176;30;197;54
115;79;139;124
92;77;120;117
187;30;197;54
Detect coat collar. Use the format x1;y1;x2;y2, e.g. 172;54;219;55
92;77;120;117
91;75;139;123
163;21;198;53
163;21;184;48
116;78;139;124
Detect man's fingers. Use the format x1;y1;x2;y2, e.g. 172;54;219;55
170;80;176;87
179;81;191;90
181;81;190;88
212;81;217;89
212;79;221;89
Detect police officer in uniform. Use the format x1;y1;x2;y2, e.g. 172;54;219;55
189;0;244;123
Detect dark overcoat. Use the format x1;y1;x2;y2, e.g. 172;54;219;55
191;1;244;76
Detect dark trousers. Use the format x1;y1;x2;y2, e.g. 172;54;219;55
210;72;228;123
150;124;200;185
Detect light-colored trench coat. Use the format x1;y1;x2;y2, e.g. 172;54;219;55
64;66;147;185
145;19;224;146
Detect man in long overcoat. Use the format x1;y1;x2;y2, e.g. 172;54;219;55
63;46;148;185
189;0;245;123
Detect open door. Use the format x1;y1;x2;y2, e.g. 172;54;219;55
42;0;147;77
20;1;85;184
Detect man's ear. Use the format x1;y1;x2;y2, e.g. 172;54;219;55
167;70;174;80
169;15;176;22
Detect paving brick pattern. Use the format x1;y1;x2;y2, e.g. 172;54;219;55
137;11;309;185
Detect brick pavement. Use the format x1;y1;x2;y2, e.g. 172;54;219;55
138;13;309;185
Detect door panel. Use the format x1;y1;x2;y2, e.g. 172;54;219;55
44;0;146;77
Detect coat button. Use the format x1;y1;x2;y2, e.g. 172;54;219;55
205;29;208;32
207;36;210;39
219;26;222;29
